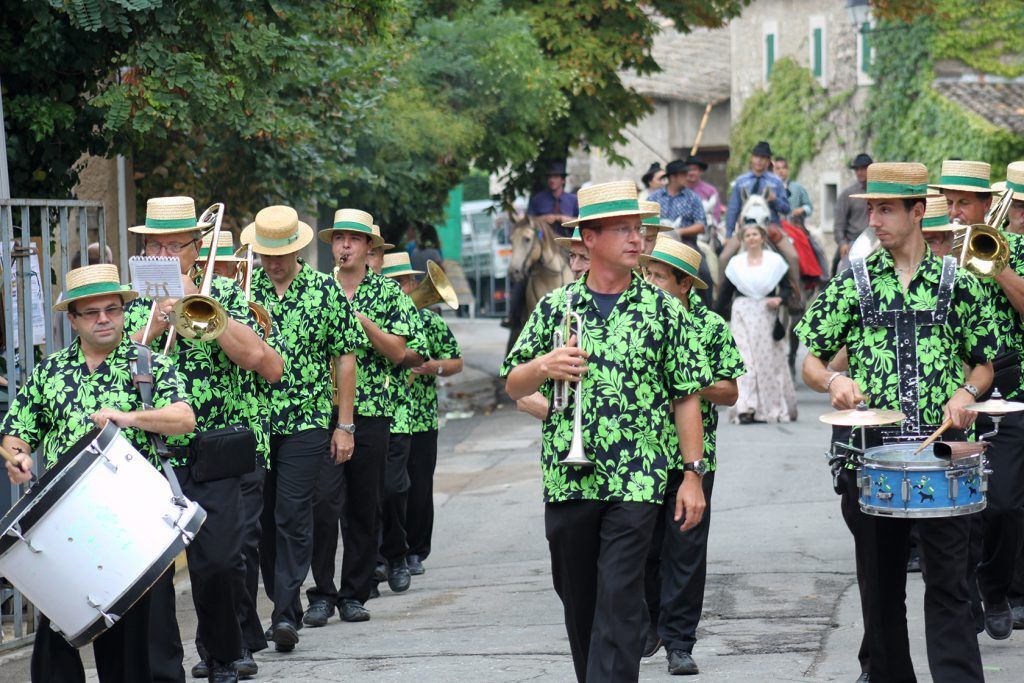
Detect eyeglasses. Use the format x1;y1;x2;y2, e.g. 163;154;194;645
72;304;125;321
601;225;648;238
144;239;197;255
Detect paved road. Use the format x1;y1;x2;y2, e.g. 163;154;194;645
3;319;1021;681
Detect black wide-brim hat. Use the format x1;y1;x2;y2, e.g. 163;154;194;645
752;141;773;157
850;153;874;169
665;159;689;176
684;155;708;171
545;160;568;177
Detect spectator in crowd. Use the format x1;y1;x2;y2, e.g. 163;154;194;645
410;223;443;277
773;157;812;228
684;155;722;225
639;162;666;200
527;160;578;239
833;153;872;272
649;159;713;305
71;242;114;268
725;141;790;237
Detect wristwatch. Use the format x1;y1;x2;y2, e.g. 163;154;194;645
436;364;444;377
961;383;979;398
335;422;356;434
682;458;708;478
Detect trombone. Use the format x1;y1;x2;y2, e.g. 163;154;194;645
551;290;591;468
952;189;1012;279
235;244;273;338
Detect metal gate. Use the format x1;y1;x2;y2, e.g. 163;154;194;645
0;198;126;650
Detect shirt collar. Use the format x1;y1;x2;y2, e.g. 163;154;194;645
571;270;645;311
71;333;131;373
870;246;941;284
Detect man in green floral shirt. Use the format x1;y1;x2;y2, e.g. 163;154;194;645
4;263;194;683
306;208;420;626
640;237;744;676
795;163;995;683
502;180;711;683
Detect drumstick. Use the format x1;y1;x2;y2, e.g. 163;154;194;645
0;443;34;479
914;418;954;455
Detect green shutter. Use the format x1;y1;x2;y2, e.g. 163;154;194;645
861;23;871;73
766;34;775;78
813;27;823;78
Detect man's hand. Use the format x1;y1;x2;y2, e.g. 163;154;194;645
766;189;777;203
539;335;588;383
828;375;866;410
331;429;354;464
944;389;978;430
839;243;851;259
792;207;806;217
5;452;33;485
91;408;134;430
411;360;440;375
674;472;706;532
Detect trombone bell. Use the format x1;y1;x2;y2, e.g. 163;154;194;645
410;261;459;310
169;294;229;342
953;223;1010;279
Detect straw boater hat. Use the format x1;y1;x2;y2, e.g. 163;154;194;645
639;200;672;234
921;196;957;233
639;235;708;289
371;225;395;251
129;196;211;235
851;162;941;200
240;205;315;256
53;264;138;312
199;230;244;262
1006;162;1024;201
554;227;583;246
929;160;992;193
380;252;423;279
318;208;385;249
562;180;658;228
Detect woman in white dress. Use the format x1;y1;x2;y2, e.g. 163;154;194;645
721;225;798;423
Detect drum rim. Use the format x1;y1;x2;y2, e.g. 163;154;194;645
860;500;987;518
861;442;983;468
0;422;119;557
65;504;206;647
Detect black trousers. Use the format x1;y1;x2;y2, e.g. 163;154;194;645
308;415;389;606
407;429;439;559
837;467;872;675
259;428;328;625
32;593;152;683
976;411;1024;607
235;467;269;651
545;500;659;683
381;431;411;563
644;470;715;654
865;514;984;683
148;568;185;683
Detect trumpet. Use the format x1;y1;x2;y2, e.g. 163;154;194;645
234;244;273;338
551;290;591;468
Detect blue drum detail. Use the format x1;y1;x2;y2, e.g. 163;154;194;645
856;443;987;518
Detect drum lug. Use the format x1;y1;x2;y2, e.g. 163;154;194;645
948;476;958;501
858;473;871;497
901;478;911;504
99;454;118;473
163;512;197;543
6;523;41;554
86;595;119;629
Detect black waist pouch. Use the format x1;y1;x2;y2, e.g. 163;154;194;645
189;425;256;482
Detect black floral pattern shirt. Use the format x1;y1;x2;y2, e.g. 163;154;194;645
409;308;462;433
795;248;997;430
0;335;186;468
231;320;281;468
342;268;415;419
500;273;712;504
248;261;365;437
387;294;429;435
125;275;254;465
980;231;1024;400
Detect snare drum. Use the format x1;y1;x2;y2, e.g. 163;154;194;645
856;442;987;518
0;421;206;646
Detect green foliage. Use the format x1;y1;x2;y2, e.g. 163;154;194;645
931;0;1024;79
728;58;845;180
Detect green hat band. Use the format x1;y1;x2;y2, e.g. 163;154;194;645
650;250;699;278
332;221;373;234
1007;180;1024;193
938;174;990;189
922;215;950;228
865;181;929;195
642;215;661;226
578;198;640;219
381;264;415;277
256;231;299;248
199;246;236;257
65;281;127;299
145;217;198;229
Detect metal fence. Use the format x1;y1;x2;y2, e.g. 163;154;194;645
0;198;124;650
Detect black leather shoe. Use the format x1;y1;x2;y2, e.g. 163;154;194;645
264;626;273;641
855;673;870;683
191;659;209;679
374;562;388;583
666;649;698;675
1012;603;1024;630
207;660;238;683
302;600;333;627
984;601;1013;640
234;649;257;679
407;554;425;576
388;560;412;593
271;621;299;652
340;599;370;622
905;553;921;573
642;621;662;658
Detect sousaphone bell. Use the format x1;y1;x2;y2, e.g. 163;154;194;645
410;260;459;310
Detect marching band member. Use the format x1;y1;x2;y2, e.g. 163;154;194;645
126;197;283;682
640;237;744;675
242;205;362;654
305;209;417;625
796;163;995;683
366;224;393;274
501;180;711;683
921;195;958;258
3;265;194;683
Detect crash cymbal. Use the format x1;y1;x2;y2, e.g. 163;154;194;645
819;407;906;427
965;398;1024;414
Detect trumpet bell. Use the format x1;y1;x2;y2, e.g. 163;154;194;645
170;294;230;342
559;426;593;468
410;260;459;310
953;223;1010;279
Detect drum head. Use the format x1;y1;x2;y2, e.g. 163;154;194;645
863;442;944;465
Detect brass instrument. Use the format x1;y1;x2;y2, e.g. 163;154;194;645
949;186;1012;278
410;260;459;310
166;203;231;346
234;244;273;338
551;290;591;468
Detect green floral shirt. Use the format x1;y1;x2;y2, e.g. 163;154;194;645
980;231;1024;400
342;268;415;419
232;321;281;468
387;294;429;435
0;335;186;468
500;273;712;504
409;308;462;433
795;248;997;431
249;261;365;437
125;275;254;465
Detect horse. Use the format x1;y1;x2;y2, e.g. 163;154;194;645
506;216;573;353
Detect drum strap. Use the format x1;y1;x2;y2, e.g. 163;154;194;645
130;343;188;507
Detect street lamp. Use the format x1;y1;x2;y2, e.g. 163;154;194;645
845;0;871;29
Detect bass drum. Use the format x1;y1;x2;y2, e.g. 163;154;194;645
0;421;205;646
